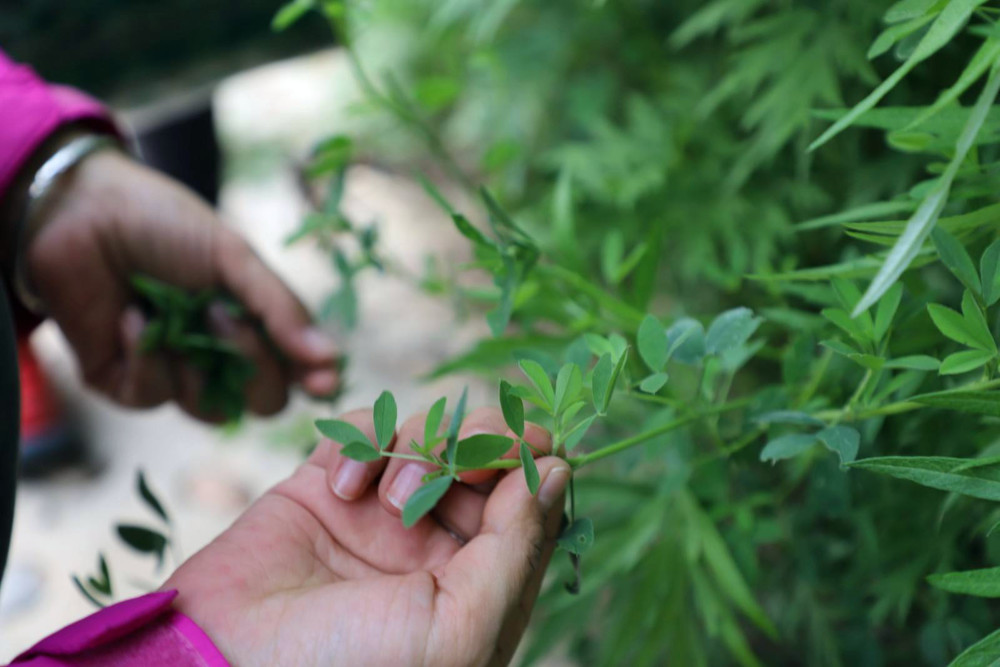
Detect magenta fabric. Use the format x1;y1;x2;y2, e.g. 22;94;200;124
6;590;229;667
0;50;117;197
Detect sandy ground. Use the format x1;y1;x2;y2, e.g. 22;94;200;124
0;48;497;660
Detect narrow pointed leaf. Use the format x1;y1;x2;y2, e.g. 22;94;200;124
499;380;524;438
519;359;554;410
932;226;982;294
981;239;1000;306
639;372;669;394
874;283;904;343
137;471;169;525
373;390;397;450
849;455;1000;501
402;477;453;528
928;303;989;350
520;442;540;495
424;396;447;446
911;389;1000;416
554;363;583;415
591;353;614;414
928;566;1000;597
850;61;1000;316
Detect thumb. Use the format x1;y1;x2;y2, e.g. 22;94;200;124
435;457;570;664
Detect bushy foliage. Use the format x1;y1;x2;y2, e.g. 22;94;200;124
275;0;1000;664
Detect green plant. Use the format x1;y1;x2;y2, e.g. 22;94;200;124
233;0;1000;663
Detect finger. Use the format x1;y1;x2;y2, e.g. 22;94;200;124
207;302;288;417
378;411;444;516
213;228;341;395
116;307;174;408
321;408;389;501
172;360;220;422
433;457;571;664
456;407;551;486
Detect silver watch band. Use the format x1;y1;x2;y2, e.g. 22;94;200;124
12;134;121;314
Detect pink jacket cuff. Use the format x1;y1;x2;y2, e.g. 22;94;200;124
7;591;229;667
0;50;118;197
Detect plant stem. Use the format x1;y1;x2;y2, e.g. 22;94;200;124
534;264;645;329
567;401;745;468
381;451;428;462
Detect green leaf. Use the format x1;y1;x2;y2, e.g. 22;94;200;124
116;525;168;567
519;359;555;411
554;363;583;415
452;214;495;250
850;60;1000;317
558;517;594;555
424;397;447;446
874;283;904;342
822;308;872;346
373;391;397;450
638;372;669;394
340;442;381;462
564;415;597;452
705;308;762;356
928;566;1000;597
933;227;983;294
981;239;1000;306
816;425;861;465
810;0;989;151
666;318;706;364
849;456;1000;501
520;442;540;495
499;380;524;438
885;0;942;23
962;289;997;353
402;477;453;528
316;419;373;448
928;303;993;351
940;349;994;375
454;434;514;468
637;314;668;371
446;388;469;468
884;355;940;370
868;13;935;59
591;353;614;414
72;575;107;609
947;626;1000;666
137;470;169;525
760;434;818;463
911;389;1000;416
271;0;314;31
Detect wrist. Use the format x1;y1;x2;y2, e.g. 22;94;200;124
1;129;123;312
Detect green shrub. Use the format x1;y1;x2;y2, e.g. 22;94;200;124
278;1;1000;664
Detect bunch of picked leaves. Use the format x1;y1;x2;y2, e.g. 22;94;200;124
130;275;255;421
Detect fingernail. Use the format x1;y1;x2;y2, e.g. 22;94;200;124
388;463;427;510
538;465;571;510
332;460;368;501
301;327;337;360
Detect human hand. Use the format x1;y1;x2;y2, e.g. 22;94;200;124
162;406;570;666
21;145;339;418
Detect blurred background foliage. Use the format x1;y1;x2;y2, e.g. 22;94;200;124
300;1;1000;665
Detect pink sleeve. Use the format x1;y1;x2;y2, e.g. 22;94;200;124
6;591;230;667
0;50;118;197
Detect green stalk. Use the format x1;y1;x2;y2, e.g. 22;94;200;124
567;401;745;468
534;264;645;329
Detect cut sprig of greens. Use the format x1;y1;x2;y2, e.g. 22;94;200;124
130;275;256;422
